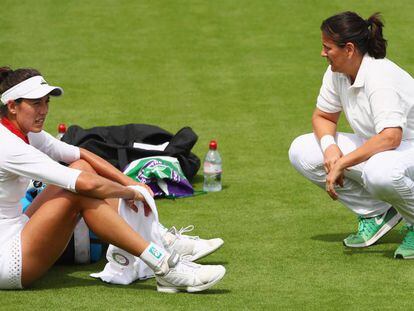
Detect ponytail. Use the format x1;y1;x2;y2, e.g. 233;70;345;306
321;11;387;59
366;13;387;59
0;67;13;90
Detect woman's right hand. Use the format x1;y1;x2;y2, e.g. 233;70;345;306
126;188;152;216
323;144;343;173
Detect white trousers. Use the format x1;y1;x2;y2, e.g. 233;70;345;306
289;132;414;224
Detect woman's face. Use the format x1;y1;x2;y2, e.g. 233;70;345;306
321;32;350;73
10;95;49;134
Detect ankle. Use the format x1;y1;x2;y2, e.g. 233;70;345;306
139;242;179;276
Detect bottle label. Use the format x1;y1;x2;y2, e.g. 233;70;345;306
204;162;222;174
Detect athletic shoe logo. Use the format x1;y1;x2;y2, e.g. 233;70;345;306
149;246;163;259
375;213;387;225
112;252;130;266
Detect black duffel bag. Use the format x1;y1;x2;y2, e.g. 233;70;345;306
62;124;200;181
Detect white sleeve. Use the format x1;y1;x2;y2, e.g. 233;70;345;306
28;130;80;164
369;88;406;134
316;67;342;113
0;140;81;192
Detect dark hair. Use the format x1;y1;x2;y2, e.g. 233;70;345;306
321;11;387;59
0;66;41;117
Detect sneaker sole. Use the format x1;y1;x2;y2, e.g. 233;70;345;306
394;254;414;259
156;266;226;293
191;239;224;261
343;213;402;248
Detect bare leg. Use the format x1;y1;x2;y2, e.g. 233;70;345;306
21;160;149;287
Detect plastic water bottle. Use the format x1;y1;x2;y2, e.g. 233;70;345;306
203;140;222;192
56;123;66;140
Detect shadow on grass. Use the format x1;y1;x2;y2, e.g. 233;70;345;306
311;230;403;244
27;263;155;291
311;233;347;243
311;231;405;259
28;262;230;294
194;289;231;295
342;248;395;258
198;261;229;265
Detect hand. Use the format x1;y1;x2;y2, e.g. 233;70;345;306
126;190;152;217
323;144;343;173
130;182;154;197
325;160;345;200
139;183;154;198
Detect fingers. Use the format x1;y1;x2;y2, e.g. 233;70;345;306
144;203;152;217
325;171;345;200
325;181;338;200
126;200;138;212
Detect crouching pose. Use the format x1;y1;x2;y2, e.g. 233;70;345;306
289;12;414;258
0;66;225;291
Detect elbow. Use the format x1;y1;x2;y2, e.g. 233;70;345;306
389;136;402;149
381;128;403;150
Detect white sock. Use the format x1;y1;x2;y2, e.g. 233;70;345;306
140;242;169;275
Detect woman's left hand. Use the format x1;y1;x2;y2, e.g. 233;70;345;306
325;161;345;200
138;182;154;197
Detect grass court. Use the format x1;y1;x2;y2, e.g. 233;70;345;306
2;0;414;309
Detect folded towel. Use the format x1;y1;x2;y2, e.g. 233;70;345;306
90;185;165;284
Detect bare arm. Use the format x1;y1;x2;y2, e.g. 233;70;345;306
326;127;402;199
335;127;402;170
75;171;138;200
312;108;340;139
79;148;138;186
312;108;343;173
79;148;153;197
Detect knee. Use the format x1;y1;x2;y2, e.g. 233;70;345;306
289;135;308;169
69;159;94;172
288;134;323;174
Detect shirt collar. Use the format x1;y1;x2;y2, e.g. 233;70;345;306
350;53;373;88
1;116;29;144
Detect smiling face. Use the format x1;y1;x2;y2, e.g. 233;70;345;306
7;95;49;134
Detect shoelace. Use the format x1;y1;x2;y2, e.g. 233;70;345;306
170;225;200;240
400;225;414;248
357;216;376;236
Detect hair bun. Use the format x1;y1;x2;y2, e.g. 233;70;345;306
0;66;13;84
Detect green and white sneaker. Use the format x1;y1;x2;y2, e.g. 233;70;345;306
394;225;414;259
343;207;402;248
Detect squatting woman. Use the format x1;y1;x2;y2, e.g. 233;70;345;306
289;12;414;258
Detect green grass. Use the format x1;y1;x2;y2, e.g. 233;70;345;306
1;0;414;310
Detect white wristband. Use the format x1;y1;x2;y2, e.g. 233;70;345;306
320;135;336;152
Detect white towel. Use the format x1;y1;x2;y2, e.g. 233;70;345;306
90;185;165;284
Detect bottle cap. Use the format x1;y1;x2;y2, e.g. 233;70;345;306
58;123;67;133
209;140;217;150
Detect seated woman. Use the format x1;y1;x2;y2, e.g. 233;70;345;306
0;67;225;292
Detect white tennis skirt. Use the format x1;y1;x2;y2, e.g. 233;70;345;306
0;215;29;289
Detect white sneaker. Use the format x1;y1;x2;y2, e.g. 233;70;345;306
161;225;224;261
156;253;226;293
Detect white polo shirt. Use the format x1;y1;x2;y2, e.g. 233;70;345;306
317;54;414;140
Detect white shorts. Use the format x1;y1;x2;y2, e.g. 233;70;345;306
0;215;29;289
